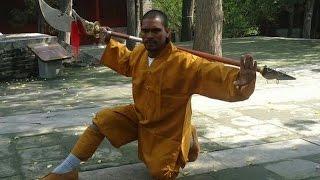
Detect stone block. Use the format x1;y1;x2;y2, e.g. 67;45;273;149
0;33;58;81
304;136;320;146
0;136;12;158
21;160;61;179
18;145;64;164
208;139;320;171
202;125;244;139
80;163;151;180
180;153;216;177
15;133;59;149
230;116;264;127
239;123;293;139
213;134;265;148
265;159;320;179
0;158;17;178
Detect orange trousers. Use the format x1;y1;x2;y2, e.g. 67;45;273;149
71;105;181;179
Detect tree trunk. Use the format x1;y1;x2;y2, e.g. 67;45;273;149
140;0;152;17
58;0;72;44
311;0;320;38
139;0;152;33
303;0;315;38
181;0;195;41
136;0;141;36
126;0;137;50
193;0;223;56
37;0;45;33
287;5;294;37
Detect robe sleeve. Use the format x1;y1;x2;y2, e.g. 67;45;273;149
100;39;133;77
191;57;255;102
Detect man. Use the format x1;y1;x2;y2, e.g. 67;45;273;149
43;9;256;180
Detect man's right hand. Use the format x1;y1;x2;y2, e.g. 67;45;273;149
99;26;112;44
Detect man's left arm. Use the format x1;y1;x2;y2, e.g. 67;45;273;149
192;54;256;102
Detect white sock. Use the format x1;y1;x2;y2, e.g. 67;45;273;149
52;154;81;174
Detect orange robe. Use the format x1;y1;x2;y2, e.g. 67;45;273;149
100;39;255;176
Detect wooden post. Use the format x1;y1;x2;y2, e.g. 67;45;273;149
126;0;137;50
95;0;100;21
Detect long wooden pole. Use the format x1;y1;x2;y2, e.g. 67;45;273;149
105;30;296;80
108;31;242;67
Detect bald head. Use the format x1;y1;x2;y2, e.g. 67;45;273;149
142;9;168;28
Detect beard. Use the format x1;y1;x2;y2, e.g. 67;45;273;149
144;40;159;51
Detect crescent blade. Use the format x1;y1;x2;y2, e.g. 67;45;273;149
38;0;73;32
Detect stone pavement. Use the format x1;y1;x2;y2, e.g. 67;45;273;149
1;37;320;179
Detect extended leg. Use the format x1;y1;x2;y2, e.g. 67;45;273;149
41;124;104;180
41;105;138;180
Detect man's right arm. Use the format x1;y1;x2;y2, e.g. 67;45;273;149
99;27;133;77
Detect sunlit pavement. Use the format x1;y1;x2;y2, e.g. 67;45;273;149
1;37;320;179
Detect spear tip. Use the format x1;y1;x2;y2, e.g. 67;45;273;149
258;66;296;80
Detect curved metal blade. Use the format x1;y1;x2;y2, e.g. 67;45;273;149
38;0;73;32
260;66;296;80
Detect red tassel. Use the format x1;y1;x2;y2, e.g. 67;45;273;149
77;19;86;35
71;20;80;58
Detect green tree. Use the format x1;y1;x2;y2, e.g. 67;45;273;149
8;0;38;29
152;0;182;40
303;0;315;38
223;0;283;37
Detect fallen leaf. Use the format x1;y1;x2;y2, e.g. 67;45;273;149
246;157;255;166
182;171;190;176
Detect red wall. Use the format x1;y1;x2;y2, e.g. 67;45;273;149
0;0;127;44
73;0;127;44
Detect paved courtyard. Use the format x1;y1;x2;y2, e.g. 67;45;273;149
0;37;320;179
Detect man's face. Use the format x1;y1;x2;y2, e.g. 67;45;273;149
141;17;169;53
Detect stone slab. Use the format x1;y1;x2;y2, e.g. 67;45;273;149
264;159;320;179
79;163;152;180
202;125;245;139
0;158;17;178
78;138;320;179
181;165;283;180
212;134;265;148
18;145;64;164
0;136;11;158
179;153;216;177
0;108;98;135
239;123;293;139
208;139;320;171
304;136;320;146
22;160;62;179
229;116;265;127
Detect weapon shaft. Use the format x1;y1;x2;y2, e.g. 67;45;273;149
107;31;260;72
107;30;295;80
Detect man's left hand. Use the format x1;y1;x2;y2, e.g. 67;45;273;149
233;54;257;88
